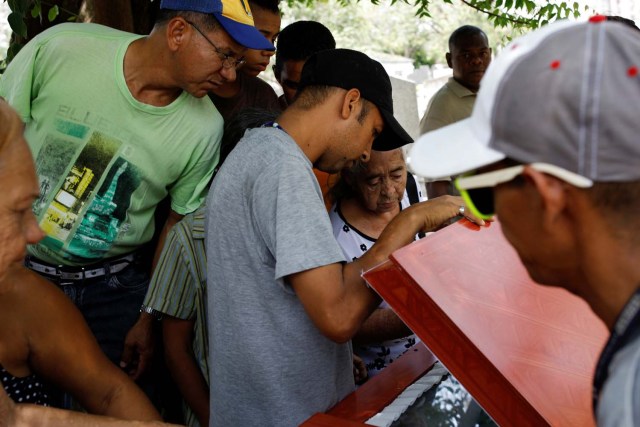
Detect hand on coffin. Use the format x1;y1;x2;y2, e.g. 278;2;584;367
407;195;488;232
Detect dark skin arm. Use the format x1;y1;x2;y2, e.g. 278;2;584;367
289;196;485;343
162;316;210;426
353;308;413;345
10;266;161;420
0;382;178;427
121;209;184;379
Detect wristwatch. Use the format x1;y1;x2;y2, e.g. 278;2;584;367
140;304;163;321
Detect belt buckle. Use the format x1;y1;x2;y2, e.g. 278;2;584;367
56;265;68;286
57;265;86;286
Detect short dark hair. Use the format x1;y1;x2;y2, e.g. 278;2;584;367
155;10;219;31
588;181;640;221
274;21;336;74
293;85;338;110
249;0;280;14
448;25;488;52
356;99;372;125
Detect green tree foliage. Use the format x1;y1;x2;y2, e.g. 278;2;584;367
1;0;159;68
3;0;77;64
284;0;587;30
280;0;529;68
2;0;588;68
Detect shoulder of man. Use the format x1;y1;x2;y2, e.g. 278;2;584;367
597;331;640;426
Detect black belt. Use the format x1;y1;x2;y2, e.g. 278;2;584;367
25;254;135;282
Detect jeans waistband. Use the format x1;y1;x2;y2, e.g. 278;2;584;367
25;253;136;282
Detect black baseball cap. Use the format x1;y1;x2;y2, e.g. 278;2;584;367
298;48;413;151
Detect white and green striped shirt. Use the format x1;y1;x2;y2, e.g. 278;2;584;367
145;206;208;427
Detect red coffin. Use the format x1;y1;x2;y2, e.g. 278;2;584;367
303;219;608;427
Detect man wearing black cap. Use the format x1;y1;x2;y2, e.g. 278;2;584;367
273;20;336;108
0;0;274;386
206;48;485;426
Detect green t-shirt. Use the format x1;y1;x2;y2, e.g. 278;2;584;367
0;23;222;265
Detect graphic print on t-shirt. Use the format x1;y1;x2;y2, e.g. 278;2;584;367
33;126;141;263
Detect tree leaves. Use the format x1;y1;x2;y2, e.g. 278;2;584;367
30;2;41;18
2;0;589;65
4;0;62;40
48;4;59;21
8;12;27;37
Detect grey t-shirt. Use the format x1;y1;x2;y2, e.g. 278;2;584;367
206;127;353;426
597;322;640;426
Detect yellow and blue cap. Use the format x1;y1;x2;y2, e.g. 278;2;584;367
160;0;275;51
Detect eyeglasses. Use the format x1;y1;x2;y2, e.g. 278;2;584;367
455;162;593;220
186;20;246;69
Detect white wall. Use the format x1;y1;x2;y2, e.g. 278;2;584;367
0;2;11;62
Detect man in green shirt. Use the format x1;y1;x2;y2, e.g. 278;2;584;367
419;25;491;199
0;0;273;387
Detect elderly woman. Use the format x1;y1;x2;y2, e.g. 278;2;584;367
329;148;462;378
0;99;163;423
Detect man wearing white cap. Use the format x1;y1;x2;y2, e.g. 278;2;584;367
0;0;274;384
410;17;640;426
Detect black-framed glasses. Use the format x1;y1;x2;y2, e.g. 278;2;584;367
186;20;246;69
454;162;593;220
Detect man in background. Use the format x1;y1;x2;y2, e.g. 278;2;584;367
209;0;282;121
273;20;336;108
419;25;491;198
273;20;338;206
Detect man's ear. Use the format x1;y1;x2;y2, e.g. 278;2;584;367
340;88;361;120
522;166;568;228
446;52;453;69
166;17;189;52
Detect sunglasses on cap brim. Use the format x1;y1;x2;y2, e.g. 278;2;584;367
454;162;593;220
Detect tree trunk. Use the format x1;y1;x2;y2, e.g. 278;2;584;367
85;0;135;32
79;0;160;34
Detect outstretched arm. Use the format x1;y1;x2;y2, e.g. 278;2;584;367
17;267;161;421
353;308;413;344
2;388;177;427
289;196;486;343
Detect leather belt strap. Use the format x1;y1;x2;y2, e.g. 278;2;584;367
25;254;135;281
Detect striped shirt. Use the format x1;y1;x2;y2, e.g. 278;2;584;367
144;206;208;427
